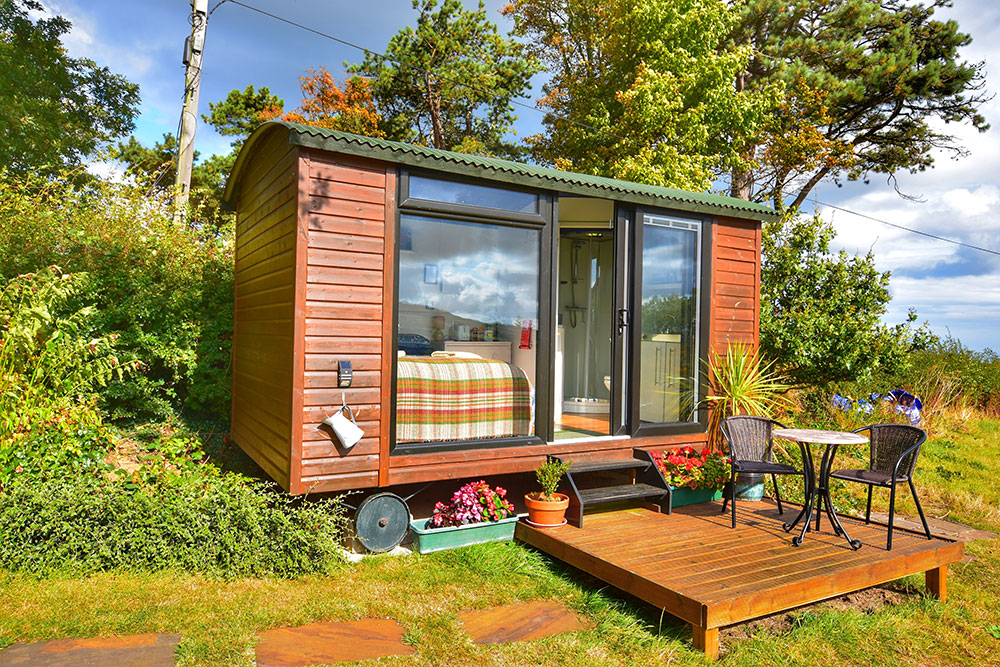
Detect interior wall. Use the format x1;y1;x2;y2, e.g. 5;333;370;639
556;197;616;420
557;233;614;400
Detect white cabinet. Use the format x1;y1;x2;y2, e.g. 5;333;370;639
639;335;682;424
444;341;512;363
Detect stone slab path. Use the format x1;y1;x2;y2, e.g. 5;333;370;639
458;600;594;645
0;601;592;666
255;618;414;667
0;633;179;667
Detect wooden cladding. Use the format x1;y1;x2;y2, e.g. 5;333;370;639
230;131;764;496
295;150;393;494
710;217;761;352
231;131;299;490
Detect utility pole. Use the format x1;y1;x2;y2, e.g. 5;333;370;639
175;0;209;220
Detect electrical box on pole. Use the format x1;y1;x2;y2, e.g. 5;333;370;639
175;0;209;220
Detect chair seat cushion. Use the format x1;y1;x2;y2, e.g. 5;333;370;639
829;469;908;485
733;460;802;475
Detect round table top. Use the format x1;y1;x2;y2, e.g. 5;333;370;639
773;428;868;445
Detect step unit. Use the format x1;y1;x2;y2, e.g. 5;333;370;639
553;449;673;528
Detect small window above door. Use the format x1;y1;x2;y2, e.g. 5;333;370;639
407;174;540;215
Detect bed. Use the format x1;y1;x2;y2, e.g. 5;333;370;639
396;357;533;443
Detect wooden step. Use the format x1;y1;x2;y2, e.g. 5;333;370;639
567;459;651;474
577;483;667;505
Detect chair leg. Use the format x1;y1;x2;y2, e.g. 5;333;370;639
887;483;897;551
909;478;933;541
731;468;737;529
772;474;784;515
865;486;873;524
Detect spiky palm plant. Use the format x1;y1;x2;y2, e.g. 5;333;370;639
704;343;791;451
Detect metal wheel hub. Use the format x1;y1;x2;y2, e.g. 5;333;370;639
354;493;411;553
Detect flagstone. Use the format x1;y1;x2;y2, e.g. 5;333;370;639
0;632;179;666
458;600;594;645
255;618;413;667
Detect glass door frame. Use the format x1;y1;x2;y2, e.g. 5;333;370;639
625;205;714;438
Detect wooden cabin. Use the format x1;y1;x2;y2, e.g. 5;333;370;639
222;121;779;496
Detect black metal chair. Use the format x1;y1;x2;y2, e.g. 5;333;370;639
828;423;933;550
720;416;806;529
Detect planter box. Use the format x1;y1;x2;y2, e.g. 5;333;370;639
671;486;724;508
409;515;520;554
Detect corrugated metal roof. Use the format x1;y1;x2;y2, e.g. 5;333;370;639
226;121;779;221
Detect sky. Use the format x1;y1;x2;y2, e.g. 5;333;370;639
35;0;1000;353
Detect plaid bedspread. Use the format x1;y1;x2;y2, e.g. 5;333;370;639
396;358;533;444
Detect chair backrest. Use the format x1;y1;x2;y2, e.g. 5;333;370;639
856;423;927;478
721;416;785;463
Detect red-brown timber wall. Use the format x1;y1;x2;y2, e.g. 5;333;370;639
242;143;764;494
710;216;761;350
231;132;300;490
295;149;394;493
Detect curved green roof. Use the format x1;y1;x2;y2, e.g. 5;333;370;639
224;121;779;221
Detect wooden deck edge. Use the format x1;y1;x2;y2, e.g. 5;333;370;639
514;523;707;626
703;539;964;628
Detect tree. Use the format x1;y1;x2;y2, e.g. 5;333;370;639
351;0;539;154
503;0;775;189
760;213;927;386
202;85;285;148
276;69;384;138
0;0;140;175
111;84;285;224
110;133;232;226
729;0;989;210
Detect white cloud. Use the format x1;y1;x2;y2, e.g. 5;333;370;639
940;185;1000;218
36;1;159;78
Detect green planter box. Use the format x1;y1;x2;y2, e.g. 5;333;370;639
671;486;724;507
409;515;520;554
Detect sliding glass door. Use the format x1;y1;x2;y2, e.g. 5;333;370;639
550;203;707;440
629;211;707;436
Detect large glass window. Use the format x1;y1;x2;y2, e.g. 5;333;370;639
637;214;701;425
409;175;539;214
396;214;540;445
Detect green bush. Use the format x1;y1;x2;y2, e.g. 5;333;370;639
0;171;233;421
0;470;349;578
761;214;931;386
0;268;124;485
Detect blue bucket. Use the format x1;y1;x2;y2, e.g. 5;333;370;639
735;473;764;501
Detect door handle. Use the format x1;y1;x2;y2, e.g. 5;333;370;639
617;308;630;335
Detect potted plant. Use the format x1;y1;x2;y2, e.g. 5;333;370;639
650;446;731;507
524;458;571;527
409;480;518;554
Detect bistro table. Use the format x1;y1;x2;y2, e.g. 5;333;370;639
772;428;869;550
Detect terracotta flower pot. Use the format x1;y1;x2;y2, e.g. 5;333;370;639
524;492;569;527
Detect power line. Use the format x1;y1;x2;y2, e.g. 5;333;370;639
818;200;1000;257
214;1;1000;259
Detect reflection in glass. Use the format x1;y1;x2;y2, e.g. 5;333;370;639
396;214;540;443
409;175;539;214
638;214;700;425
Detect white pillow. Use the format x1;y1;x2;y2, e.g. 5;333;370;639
430;351;483;359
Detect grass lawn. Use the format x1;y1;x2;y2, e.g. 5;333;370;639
1;418;999;666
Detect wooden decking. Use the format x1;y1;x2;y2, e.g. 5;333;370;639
515;501;964;658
